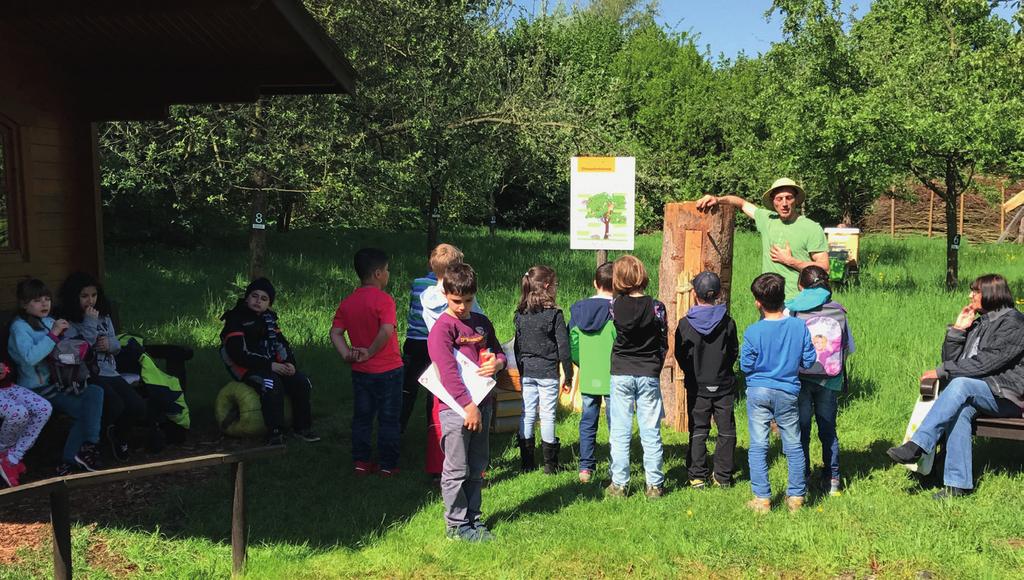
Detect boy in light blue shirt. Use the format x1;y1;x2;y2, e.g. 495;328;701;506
741;273;816;513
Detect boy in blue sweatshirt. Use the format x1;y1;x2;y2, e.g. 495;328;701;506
741;273;816;513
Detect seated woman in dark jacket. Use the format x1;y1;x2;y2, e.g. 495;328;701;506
888;274;1024;498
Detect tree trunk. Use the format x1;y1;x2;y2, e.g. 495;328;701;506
944;159;959;291
658;202;736;432
248;183;268;281
277;195;293;233
426;182;441;257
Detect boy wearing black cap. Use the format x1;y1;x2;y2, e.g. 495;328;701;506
673;271;738;489
220;277;318;446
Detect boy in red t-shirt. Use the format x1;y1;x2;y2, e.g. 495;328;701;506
330;248;405;477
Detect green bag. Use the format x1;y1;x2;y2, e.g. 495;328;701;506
117;333;191;429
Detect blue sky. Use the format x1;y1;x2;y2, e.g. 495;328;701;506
512;1;1018;61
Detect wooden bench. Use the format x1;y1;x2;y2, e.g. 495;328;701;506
0;445;285;579
921;378;1024;441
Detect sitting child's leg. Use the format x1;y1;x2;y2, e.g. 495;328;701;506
280;372;314;434
245;374;286;441
2;386;53;464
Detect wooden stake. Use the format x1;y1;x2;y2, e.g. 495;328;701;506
231;462;247;577
51;488;72;580
890;195;896;236
928;191;934;238
1000;182;1006;237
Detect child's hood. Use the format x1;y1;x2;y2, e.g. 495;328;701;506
685;303;728;336
613;295;660;332
785;287;832;313
569;296;613;332
420;284;448;311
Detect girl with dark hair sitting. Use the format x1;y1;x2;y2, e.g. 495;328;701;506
888;274;1024;499
58;272;150;461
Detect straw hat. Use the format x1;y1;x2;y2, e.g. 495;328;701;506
762;177;806;207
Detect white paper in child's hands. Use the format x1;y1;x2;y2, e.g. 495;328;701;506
418;349;497;419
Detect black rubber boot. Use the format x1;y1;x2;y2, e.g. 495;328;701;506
518;437;537;472
542;438;561;475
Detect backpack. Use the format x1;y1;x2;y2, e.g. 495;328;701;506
48;338;96;395
797;310;845;378
116;333;191;429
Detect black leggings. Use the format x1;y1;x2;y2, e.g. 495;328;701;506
92;374;150;440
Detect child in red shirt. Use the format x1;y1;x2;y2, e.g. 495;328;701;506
330;248;404;476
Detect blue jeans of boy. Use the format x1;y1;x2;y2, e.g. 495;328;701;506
50;384;104;464
519;377;559;443
910;376;1021;490
608;375;664;488
578;394;610;472
798;382;840;480
747;387;806;499
351;367;403;469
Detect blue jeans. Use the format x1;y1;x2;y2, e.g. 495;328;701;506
747;387;805;499
911;377;1021;490
351;367;404;469
50;384;104;463
578;394;610;472
520;377;559;443
798;382;840;480
608;375;664;487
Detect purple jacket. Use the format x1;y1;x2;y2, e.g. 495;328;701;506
427;311;506;412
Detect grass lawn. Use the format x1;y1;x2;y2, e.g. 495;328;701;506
3;228;1024;579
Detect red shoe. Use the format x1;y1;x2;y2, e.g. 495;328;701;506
15;461;26;475
0;456;21;487
354;461;379;477
379;467;400;478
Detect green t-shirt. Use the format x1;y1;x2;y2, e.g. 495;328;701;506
753;207;829;298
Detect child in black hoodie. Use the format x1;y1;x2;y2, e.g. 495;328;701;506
219;278;318;445
674;272;738;489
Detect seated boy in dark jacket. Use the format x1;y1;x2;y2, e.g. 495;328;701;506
220;278;318;445
674;272;738;488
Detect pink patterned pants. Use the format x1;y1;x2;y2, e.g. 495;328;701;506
0;385;53;464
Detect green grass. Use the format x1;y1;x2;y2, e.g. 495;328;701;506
4;228;1024;579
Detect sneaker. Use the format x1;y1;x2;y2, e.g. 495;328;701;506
604;483;627;498
578;469;592;483
473;522;496;542
354;461;379;476
785;496;805;513
379;467;400;478
828;478;842;496
56;462;76;477
712;477;733;489
645;485;665;499
689;478;707;490
0;456;20;487
932;486;970;500
266;431;286;446
746;497;771;513
887;441;924;464
106;425;129;462
446;524;493;543
294;429;321;443
75;443;102;472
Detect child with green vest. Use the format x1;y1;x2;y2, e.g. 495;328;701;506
569;262;616;483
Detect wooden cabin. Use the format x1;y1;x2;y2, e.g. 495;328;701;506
0;1;357;309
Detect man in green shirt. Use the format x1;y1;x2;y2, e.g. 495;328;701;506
696;178;829;297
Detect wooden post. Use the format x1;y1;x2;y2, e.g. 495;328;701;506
231;462;247;577
1000;182;1006;238
927;191;934;238
890;195;896;236
50;488;72;580
657;202;735;432
596;249;608;267
959;192;966;235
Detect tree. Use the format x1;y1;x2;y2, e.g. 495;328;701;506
585;192;627;239
853;0;1024;289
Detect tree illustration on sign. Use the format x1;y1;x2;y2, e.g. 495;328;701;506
585;193;627;240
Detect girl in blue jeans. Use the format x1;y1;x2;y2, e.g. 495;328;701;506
7;279;104;475
514;266;573;474
605;256;668;498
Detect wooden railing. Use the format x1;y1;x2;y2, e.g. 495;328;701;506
0;445;285;579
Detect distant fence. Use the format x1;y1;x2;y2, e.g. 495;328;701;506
862;180;1024;242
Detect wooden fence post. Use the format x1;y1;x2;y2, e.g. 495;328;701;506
1000;182;1006;238
51;488;72;580
658;202;735;432
928;192;934;237
231;462;247;577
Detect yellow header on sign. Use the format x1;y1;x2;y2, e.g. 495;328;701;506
578;157;616;173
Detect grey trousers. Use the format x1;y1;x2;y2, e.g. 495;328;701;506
439;402;492;529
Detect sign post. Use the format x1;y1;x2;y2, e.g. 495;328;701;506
569;157;636;258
